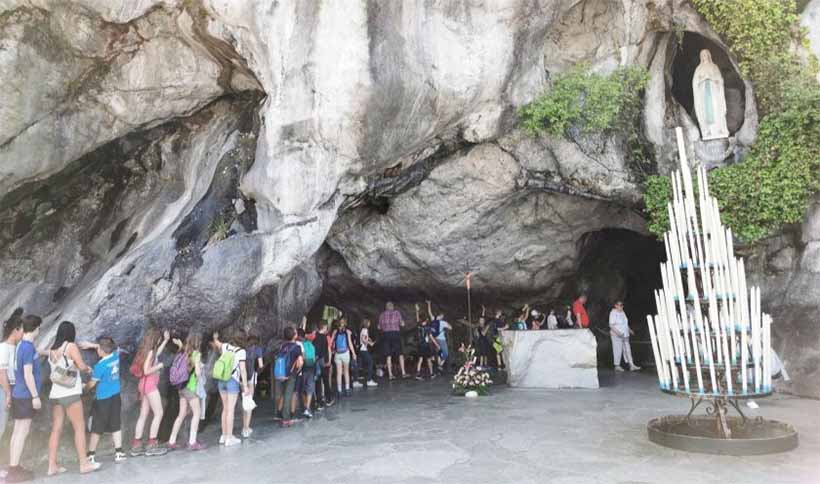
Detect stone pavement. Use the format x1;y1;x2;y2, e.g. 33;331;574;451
42;371;820;484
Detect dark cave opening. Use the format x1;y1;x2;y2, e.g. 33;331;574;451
572;228;665;367
671;32;746;136
312;227;666;370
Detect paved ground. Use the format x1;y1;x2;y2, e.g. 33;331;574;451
40;371;820;484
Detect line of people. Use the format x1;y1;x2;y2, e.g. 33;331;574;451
0;301;456;482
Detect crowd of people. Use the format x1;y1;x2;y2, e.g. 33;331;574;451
0;300;459;482
0;294;641;482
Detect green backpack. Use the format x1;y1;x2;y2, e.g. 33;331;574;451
212;346;236;382
302;340;316;367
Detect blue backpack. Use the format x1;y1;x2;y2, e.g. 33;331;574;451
334;331;348;353
431;320;442;338
273;343;293;381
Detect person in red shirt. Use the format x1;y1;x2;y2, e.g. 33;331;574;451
572;294;590;329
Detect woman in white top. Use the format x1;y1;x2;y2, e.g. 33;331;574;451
47;321;101;475
0;310;24;439
609;302;641;372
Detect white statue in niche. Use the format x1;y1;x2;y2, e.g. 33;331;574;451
692;49;729;140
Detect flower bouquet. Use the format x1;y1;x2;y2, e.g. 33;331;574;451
452;345;492;396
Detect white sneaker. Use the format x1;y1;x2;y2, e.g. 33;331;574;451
241;428;253;438
87;455;97;465
614;366;625;372
224;436;241;447
352;381;364;388
218;435;226;445
629;365;642;372
366;380;379;387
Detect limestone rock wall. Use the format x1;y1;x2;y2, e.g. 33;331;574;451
746;194;820;398
0;0;817;396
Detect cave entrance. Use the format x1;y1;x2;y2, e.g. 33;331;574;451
671;32;746;137
571;228;665;368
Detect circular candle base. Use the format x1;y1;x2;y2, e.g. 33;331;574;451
647;415;798;455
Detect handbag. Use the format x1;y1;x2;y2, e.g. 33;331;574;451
51;344;78;388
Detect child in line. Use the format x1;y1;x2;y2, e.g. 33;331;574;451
130;327;170;457
512;305;529;330
0;310;23;442
331;319;356;397
414;305;439;380
274;327;303;426
297;328;317;418
313;321;334;408
358;319;378;387
6;315;42;483
214;329;249;446
168;333;206;450
489;307;508;368
427;301;452;373
242;334;264;438
83;336;126;463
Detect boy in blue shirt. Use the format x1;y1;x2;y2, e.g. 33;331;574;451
7;315;42;483
81;337;125;463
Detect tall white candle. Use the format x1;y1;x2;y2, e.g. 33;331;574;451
740;287;748;394
647;315;667;388
655;290;678;390
729;262;739;365
763;313;772;392
703;316;718;394
752;287;762;393
688;296;705;394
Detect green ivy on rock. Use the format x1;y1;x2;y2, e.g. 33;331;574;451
519;65;649;138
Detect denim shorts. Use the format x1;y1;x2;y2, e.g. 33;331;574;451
301;367;316;396
438;339;449;360
217;378;241;394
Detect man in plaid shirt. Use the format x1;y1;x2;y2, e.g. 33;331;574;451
378;302;408;380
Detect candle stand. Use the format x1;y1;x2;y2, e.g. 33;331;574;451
648;380;797;455
645;128;798;456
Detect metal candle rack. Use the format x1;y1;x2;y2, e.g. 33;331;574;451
645;128;797;454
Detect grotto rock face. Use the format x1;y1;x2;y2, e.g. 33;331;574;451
0;0;818;397
748;195;820;398
324;135;647;320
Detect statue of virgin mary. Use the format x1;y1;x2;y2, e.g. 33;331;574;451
692;49;729;140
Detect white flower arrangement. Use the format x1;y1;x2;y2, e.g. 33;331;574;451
451;345;492;396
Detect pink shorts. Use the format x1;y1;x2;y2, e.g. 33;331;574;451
138;373;160;397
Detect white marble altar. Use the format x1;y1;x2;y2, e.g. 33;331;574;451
501;329;599;389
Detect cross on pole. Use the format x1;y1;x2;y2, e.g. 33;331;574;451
465;271;474;346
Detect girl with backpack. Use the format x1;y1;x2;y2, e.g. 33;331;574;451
46;321;101;476
213;329;248;446
167;333;206;451
274;326;303;426
330;318;356;397
414;305;439;380
130;326;170;457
